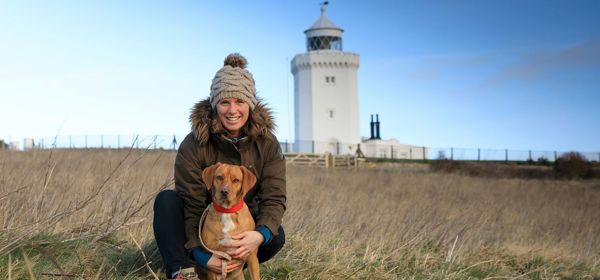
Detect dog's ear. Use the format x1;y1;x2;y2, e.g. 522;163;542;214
201;163;221;190
240;166;257;195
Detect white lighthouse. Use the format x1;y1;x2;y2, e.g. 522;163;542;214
291;3;360;154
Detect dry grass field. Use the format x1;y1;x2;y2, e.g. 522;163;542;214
1;149;599;279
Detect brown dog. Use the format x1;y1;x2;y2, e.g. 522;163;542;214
200;163;259;280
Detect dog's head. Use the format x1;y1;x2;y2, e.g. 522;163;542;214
201;163;257;208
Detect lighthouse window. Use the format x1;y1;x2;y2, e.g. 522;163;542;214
325;76;336;84
307;36;343;51
330;39;342;51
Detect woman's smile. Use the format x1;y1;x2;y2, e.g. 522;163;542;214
217;97;250;137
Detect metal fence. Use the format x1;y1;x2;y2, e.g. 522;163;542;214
9;135;186;151
427;147;600;162
2;135;599;162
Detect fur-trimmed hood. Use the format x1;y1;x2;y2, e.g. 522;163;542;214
189;98;276;144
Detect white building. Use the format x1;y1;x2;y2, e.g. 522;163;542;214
362;140;429;160
291;4;360;155
291;4;426;159
23;138;35;150
360;114;428;160
9;141;20;151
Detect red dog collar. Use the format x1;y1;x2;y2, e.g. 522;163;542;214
212;200;245;213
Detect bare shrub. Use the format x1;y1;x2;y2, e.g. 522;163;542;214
554;151;592;179
430;159;463;173
0;140;7;150
430;161;554;179
537;156;550;166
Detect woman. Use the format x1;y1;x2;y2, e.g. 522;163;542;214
153;53;286;280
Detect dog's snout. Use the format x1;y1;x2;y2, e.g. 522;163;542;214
220;187;229;196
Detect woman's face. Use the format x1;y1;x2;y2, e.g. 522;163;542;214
216;97;250;137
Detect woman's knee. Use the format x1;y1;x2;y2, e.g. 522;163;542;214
153;189;183;212
258;226;285;263
273;226;286;248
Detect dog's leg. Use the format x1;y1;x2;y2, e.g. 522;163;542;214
246;251;260;280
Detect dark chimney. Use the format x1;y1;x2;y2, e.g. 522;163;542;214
376;114;381;139
370;114;375;139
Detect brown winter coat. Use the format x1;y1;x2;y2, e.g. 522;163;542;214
174;98;286;250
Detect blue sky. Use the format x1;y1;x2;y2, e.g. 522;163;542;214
1;1;599;152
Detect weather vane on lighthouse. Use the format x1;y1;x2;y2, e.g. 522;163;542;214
320;1;329;14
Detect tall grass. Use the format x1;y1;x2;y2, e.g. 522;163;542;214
1;149;172;279
279;165;600;278
0;150;599;279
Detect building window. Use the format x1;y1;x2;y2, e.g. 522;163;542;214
327;109;335;119
325;76;336;85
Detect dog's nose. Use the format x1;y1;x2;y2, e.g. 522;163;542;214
220;188;229;196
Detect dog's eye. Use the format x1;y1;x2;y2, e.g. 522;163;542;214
232;178;240;183
215;176;223;181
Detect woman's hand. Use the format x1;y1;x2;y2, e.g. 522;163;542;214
223;231;264;259
206;255;242;274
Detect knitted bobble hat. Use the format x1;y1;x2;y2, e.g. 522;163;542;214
209;53;258;110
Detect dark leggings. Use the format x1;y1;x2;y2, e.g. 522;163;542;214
153;189;285;275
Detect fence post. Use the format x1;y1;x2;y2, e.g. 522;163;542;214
528;150;532;161
312;140;315;154
478;148;480;161
325;153;333;168
85;136;88;149
598;152;600;162
390;145;394;159
422;146;426;160
451;147;454;160
554;151;557;161
69;136;72;149
118;135;121;149
337;142;340;155
101;135;104;148
410;148;413;160
153;135;157;149
505;149;508;162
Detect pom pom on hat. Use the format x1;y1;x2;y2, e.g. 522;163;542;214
210;53;257;110
224;53;247;69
